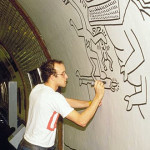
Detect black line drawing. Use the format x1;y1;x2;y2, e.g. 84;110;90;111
101;0;148;119
97;40;113;71
62;0;150;118
133;0;150;17
63;0;119;94
64;143;77;150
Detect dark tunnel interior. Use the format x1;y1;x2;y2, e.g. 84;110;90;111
0;0;51;149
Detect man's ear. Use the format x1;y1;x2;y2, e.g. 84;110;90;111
50;74;56;81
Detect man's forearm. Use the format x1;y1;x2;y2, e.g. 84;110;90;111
79;96;102;126
66;98;90;108
66;80;104;127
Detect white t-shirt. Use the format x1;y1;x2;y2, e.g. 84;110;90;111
24;84;74;147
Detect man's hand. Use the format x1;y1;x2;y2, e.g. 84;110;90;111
94;80;105;102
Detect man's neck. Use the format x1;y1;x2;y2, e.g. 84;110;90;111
44;82;58;91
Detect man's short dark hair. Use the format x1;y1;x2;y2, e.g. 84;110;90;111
40;59;63;83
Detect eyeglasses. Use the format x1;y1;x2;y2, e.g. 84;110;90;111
55;72;66;77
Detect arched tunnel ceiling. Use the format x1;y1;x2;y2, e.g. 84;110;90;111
0;45;16;83
0;0;50;84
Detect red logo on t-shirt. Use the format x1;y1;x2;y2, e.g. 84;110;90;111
47;111;60;131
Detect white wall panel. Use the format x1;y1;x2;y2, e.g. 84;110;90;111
17;0;150;150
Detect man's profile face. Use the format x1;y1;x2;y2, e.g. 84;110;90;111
54;63;68;88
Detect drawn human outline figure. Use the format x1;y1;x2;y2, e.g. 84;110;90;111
69;18;107;81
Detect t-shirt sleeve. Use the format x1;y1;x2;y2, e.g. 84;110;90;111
50;92;74;118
